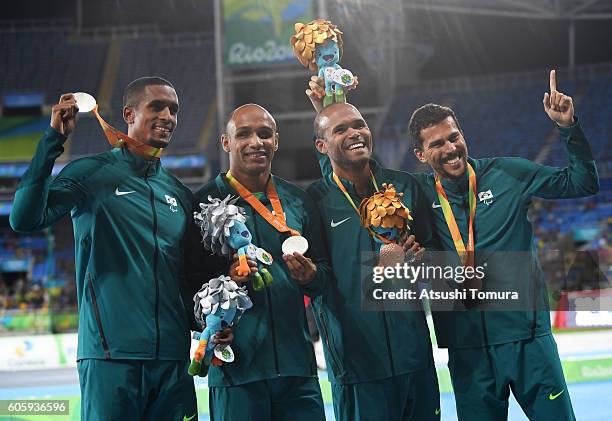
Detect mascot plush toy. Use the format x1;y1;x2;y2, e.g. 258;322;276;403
359;183;413;267
291;19;356;108
188;275;252;377
195;195;274;290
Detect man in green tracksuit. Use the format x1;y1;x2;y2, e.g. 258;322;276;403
407;70;599;420
307;103;441;420
9;77;227;420
196;104;328;421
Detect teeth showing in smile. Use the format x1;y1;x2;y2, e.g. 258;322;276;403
348;142;365;150
247;151;266;157
154;127;170;134
446;157;460;164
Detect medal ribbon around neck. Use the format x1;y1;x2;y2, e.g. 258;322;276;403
92;105;163;159
225;171;301;237
332;171;394;245
434;162;477;267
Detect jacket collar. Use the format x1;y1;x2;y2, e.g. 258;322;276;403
214;172;273;205
112;147;161;177
438;156;476;194
318;151;384;197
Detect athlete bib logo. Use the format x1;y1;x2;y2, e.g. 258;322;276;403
478;189;494;205
165;195;178;213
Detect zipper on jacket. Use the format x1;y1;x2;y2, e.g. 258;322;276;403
370;236;396;375
480;311;489;345
318;311;342;378
88;274;110;359
144;170;161;358
530;262;538;339
381;311;395;375
252;212;280;376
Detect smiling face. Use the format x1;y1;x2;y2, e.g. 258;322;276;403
414;116;468;180
124;85;179;148
222;104;278;178
315;39;340;68
315;103;372;171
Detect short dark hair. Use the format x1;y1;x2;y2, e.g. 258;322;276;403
123;76;175;108
408;103;461;150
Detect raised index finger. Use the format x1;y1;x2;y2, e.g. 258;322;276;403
549;69;557;92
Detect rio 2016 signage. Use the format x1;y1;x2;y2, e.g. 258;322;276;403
224;0;314;67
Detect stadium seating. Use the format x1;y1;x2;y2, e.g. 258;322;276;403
69;37;217;156
0;30;216;157
546;76;612;168
0;30;107;103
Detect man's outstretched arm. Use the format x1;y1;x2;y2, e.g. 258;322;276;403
520;70;599;199
10;93;85;232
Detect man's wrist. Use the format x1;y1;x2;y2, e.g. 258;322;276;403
45;126;68;141
555;116;577;129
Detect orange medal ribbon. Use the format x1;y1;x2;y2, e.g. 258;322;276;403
434;163;477;267
332;171;393;245
225;171;301;237
92;105;163;159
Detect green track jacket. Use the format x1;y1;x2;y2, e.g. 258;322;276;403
412;119;599;348
307;157;437;385
195;174;330;387
10;127;203;361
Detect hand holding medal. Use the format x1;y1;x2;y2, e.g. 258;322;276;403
73;92;97;113
282;238;317;285
223;172;318;286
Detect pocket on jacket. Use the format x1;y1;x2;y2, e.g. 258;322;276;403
86;273;111;359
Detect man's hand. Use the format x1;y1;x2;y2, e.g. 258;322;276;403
283;252;317;284
229;253;257;285
51;93;79;136
306;76;325;113
305;75;359;114
400;233;425;262
212;327;234;345
543;69;574;127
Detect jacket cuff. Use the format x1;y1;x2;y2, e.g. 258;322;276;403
556;116;595;161
44;126;68;143
556;115;580;135
298;264;326;297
